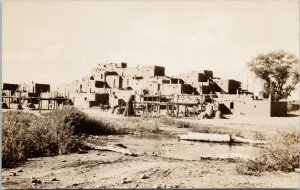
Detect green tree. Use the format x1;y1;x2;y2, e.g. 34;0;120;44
248;50;299;100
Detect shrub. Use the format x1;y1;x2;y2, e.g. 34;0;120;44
2;111;37;167
43;108;122;136
237;126;300;175
253;131;267;141
2;108;124;167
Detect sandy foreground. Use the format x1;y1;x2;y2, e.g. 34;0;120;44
2;110;300;189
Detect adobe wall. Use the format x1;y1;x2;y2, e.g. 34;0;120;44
181;84;194;94
105;75;120;88
161;84;182;95
177;95;202;104
216;94;271;116
213;79;241;94
234;99;271;117
271;101;287;117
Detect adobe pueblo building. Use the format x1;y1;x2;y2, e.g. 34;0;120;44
51;62;286;117
2;82;67;110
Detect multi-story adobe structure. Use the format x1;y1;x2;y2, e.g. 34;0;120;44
2;62;287;116
2;82;52;108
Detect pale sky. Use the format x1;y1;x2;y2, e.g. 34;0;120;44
2;0;300;98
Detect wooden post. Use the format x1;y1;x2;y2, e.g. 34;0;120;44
166;103;169;115
158;104;161;114
68;91;70;109
176;95;179;117
38;98;41;113
8;90;11;109
40;99;42;113
201;94;203;111
151;91;154;115
158;95;161;114
171;103;174;117
140;89;142;102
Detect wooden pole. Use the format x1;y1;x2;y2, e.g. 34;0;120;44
40;98;42;113
158;95;161;114
56;92;58;109
171;103;174;117
176;95;179;117
38;98;41;113
8;90;11;109
167;103;169;115
68;91;70;109
48;91;50;110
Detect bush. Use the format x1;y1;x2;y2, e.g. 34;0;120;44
237;126;300;175
253;131;266;141
2;111;37;167
2;108;124;167
43;108;121;136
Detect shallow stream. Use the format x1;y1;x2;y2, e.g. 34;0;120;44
101;135;261;160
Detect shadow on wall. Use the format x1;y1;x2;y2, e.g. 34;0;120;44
219;103;232;114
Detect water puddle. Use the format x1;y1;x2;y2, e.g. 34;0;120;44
103;135;261;161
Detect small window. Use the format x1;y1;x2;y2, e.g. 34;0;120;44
230;102;234;109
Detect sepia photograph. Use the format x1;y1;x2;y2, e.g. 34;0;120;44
2;0;300;188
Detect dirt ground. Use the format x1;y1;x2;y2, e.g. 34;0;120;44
2;150;299;189
2;109;300;189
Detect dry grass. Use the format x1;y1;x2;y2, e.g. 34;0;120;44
101;117;162;135
237;126;300;175
159;116;191;128
190;125;244;137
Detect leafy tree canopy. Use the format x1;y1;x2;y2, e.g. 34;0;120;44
248;50;299;100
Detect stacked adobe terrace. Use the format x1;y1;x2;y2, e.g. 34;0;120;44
2;63;287;116
55;63;254;113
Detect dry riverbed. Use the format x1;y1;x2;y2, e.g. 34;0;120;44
2;110;300;188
